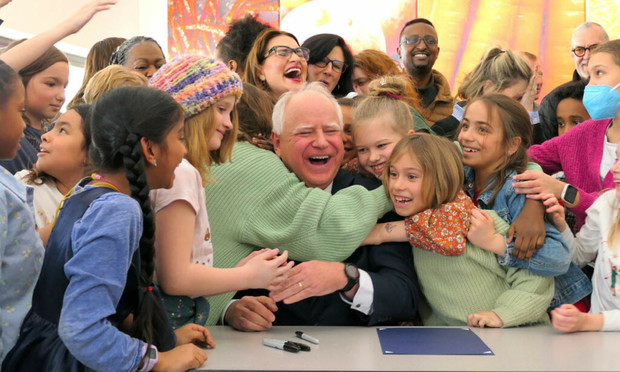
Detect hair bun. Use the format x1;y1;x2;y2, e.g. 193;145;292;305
367;75;408;100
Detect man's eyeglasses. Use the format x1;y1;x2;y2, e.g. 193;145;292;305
263;46;309;61
400;35;437;46
572;44;599;57
313;57;348;73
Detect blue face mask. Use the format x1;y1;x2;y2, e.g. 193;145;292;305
583;83;620;121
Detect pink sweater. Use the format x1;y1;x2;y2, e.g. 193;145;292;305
528;118;614;228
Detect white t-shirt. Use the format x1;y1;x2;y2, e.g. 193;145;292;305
562;190;620;331
600;137;617;183
14;170;63;229
150;159;213;267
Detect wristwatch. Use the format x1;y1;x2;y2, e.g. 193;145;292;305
138;345;158;372
561;183;578;205
342;263;360;292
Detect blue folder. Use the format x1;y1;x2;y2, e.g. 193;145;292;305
376;327;494;355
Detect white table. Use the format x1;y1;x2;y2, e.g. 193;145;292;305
197;325;618;371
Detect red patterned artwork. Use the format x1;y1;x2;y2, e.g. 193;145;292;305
168;0;280;57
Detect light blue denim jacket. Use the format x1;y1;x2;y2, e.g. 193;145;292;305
464;166;592;307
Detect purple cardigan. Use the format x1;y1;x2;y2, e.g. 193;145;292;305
528;118;614;228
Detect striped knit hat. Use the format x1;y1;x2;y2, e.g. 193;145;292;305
149;54;243;118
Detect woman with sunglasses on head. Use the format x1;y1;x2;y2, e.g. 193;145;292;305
302;33;353;98
243;29;308;100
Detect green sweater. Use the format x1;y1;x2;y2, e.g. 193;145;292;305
415;211;554;328
203;141;392;324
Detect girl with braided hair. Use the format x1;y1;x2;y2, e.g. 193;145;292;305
109;36;166;78
149;55;292;328
3;86;213;372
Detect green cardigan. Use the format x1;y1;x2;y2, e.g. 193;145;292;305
203;141;392;324
414;211;554;328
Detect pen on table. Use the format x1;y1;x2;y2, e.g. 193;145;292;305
295;331;319;345
262;338;300;353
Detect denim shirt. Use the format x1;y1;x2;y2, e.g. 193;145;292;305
463;166;592;307
0;167;44;363
58;189;146;371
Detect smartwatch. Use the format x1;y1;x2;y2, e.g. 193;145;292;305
138;345;158;372
342;263;360;292
561;183;578;205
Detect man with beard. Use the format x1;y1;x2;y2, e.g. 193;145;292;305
397;18;454;126
537;22;609;143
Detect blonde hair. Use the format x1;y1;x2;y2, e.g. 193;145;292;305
83;65;148;103
457;47;532;101
382;133;463;209
184;104;239;185
353;75;414;136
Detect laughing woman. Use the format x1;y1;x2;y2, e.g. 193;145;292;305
302;33;354;98
243;29;308;100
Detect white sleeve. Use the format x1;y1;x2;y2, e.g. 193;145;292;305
602;310;620;331
570;200;603;267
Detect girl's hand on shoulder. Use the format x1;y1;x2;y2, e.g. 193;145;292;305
61;0;117;35
154;344;207;372
243;248;294;290
174;323;215;349
512;170;564;199
540;193;568;231
467;311;504;328
251;134;274;152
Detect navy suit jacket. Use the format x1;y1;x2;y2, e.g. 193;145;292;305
236;169;419;325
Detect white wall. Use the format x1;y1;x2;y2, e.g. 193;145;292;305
0;0;168;108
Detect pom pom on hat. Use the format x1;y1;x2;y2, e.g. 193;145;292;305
149;54;243;118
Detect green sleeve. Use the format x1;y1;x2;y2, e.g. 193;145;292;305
526;161;542;172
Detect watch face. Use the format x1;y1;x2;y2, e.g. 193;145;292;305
147;346;157;359
345;263;359;281
564;185;578;204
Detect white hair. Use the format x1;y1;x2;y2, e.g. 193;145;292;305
572;22;610;46
272;82;343;135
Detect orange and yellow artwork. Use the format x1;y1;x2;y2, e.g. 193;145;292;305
168;0;280;57
169;0;616;97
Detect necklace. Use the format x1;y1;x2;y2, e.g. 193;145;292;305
90;173;121;192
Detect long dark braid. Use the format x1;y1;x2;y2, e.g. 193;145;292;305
90;86;183;348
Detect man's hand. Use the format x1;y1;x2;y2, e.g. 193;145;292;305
269;261;347;304
224;296;277;332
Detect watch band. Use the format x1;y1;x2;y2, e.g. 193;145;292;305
138;344;158;372
342;263;359;292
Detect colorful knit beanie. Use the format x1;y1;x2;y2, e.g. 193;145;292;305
149;54;243;118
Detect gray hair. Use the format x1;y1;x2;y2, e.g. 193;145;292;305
272;82;343;135
572;22;610;46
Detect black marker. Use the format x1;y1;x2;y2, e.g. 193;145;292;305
295;331;320;344
263;338;300;353
288;341;311;351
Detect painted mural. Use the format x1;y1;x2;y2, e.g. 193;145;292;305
169;0;618;97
